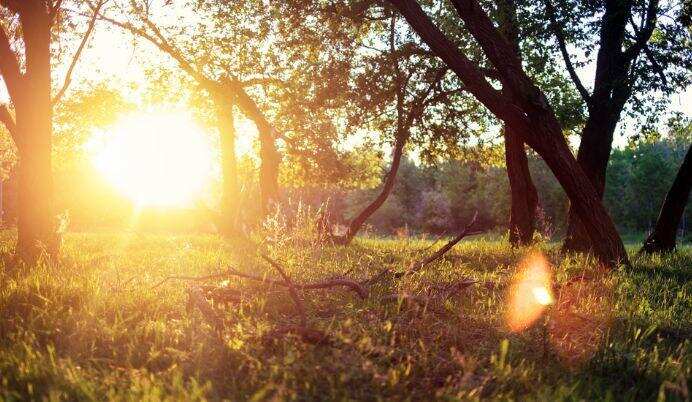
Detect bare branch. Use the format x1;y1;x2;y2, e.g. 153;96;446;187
259;254;307;326
623;0;659;61
153;267;367;299
363;212;482;286
543;0;591;105
53;0;105;105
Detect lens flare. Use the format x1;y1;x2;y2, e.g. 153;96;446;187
505;251;553;332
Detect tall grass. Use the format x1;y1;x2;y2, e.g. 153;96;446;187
0;229;689;400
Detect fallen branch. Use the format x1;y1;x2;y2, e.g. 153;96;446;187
362;212;481;286
406;211;479;274
259;254;307;326
153;268;367;299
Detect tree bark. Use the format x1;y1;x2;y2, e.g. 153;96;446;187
222;79;281;216
337;132;408;244
214;97;239;235
497;0;538;246
505;127;538;245
563;107;621;252
14;3;58;262
389;0;628;266
640;144;692;253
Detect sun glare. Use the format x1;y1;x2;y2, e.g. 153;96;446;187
90;112;215;207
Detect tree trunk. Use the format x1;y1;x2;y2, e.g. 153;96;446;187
505;127;538;245
640;144;692;253
521;120;628;266
14;5;57;263
337;132;408;244
223;79;282;218
258;125;280;215
563;109;620;252
214;98;239;235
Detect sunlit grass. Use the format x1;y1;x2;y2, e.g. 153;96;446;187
0;230;689;400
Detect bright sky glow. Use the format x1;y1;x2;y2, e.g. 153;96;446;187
89;112;215;207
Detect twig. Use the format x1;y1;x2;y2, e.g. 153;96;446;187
259;254;307;326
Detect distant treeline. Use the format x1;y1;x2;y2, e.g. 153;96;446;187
293;136;690;240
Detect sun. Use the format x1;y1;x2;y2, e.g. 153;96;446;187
89;112;215;207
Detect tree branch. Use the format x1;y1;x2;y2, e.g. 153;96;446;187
94;8;212;91
622;0;659;61
406;211;479;273
386;0;514;122
627;15;667;87
543;0;591;105
53;0;105;105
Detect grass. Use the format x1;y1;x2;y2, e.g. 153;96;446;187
0;228;689;401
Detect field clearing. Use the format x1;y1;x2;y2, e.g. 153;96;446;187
0;231;690;401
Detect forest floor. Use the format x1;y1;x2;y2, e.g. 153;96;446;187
0;229;689;401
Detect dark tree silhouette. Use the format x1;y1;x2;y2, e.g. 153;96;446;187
540;0;691;252
641;144;692;253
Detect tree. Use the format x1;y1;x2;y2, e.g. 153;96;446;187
387;0;628;266
540;0;691;251
335;10;469;243
96;0;283;225
0;0;101;262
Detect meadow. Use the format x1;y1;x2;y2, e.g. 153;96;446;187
0;228;689;401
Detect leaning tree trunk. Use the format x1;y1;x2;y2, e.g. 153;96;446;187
516;117;628;267
228;81;282;218
505;127;538;245
214;98;239;235
641;144;692;254
337;132;408;245
15;7;57;263
563;104;621;252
